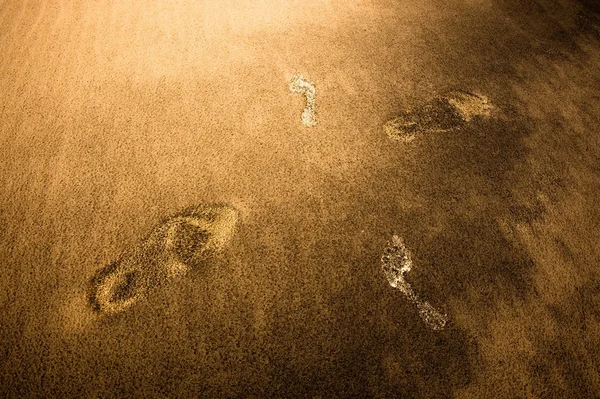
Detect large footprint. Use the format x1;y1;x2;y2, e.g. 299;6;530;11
384;90;492;142
88;204;239;314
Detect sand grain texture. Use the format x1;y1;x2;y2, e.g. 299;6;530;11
1;0;600;397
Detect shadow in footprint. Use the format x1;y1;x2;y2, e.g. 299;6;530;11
88;204;239;315
384;90;492;142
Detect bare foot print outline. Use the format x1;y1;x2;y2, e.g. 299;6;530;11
381;235;448;330
289;74;318;127
88;204;239;314
384;90;492;142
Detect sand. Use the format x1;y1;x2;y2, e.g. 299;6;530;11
1;0;600;397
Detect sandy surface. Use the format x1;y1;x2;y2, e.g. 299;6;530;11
1;0;600;397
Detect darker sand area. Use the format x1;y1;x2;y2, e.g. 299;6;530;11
1;0;600;397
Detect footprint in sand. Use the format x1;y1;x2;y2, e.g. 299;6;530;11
289;74;318;127
381;235;447;330
384;90;492;142
88;204;239;314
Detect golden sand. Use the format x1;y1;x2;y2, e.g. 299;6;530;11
2;0;599;396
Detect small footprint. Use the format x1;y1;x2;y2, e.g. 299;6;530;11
384;90;492;142
381;235;447;330
289;74;317;127
88;204;239;314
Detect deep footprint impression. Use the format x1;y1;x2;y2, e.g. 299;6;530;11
381;235;447;330
88;204;239;314
384;90;492;142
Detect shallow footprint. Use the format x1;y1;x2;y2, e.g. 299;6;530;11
381;235;447;330
88;204;239;314
289;74;317;127
158;204;239;278
384;90;492;142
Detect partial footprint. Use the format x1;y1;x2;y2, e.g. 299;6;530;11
384;90;492;142
89;260;148;314
381;235;447;330
88;204;239;314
